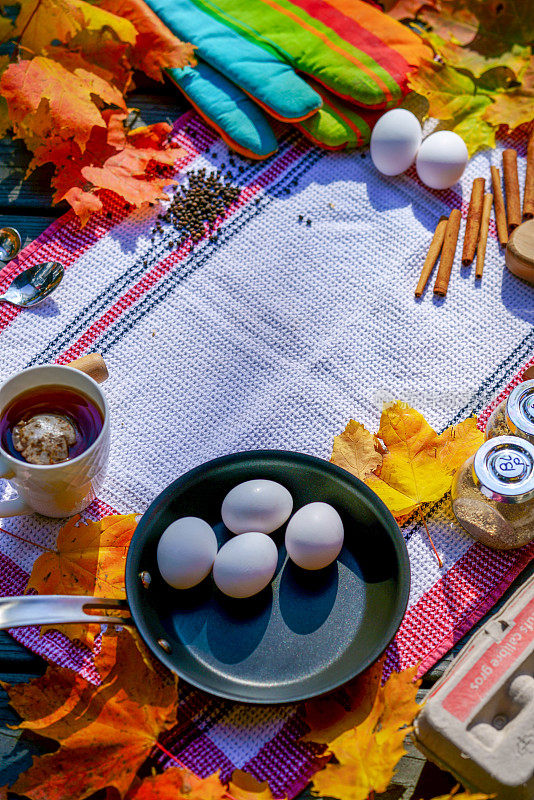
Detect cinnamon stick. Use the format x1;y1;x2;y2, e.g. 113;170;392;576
434;209;461;297
462;177;485;265
475;193;493;280
491;166;508;245
415;216;448;297
503;149;521;232
523;125;534;220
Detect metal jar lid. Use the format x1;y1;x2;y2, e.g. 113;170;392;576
473;436;534;503
506;379;534;438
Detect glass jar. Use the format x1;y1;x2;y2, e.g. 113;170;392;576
451;436;534;550
485;379;534;442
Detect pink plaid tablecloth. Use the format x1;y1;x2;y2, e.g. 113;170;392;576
0;111;533;797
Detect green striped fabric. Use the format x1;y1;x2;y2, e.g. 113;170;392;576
143;0;429;156
189;0;403;108
297;85;374;150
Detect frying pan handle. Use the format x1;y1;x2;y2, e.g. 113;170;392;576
0;595;131;629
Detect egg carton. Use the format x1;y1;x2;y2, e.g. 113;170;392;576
413;573;534;800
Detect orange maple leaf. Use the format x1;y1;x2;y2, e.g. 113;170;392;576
0;55;9;138
82;149;173;204
125;767;226;800
25;513;137;645
227;770;286;800
28;109;182;224
10;629;178;800
26;513;136;596
1;55;126;149
98;0;196;82
66;28;133;90
0;0;194;224
44;46;119;85
2;629;127;738
310;666;421;800
62;186;106;223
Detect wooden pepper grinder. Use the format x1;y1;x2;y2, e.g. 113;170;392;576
505;219;534;285
67;353;109;383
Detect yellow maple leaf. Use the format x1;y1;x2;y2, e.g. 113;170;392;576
484;59;534;131
423;31;530;80
25;513;137;646
311;666;421;800
227;770;286;800
358;402;483;520
10;0;136;56
330;420;383;481
408;61;496;156
438;416;484;473
302;658;384;744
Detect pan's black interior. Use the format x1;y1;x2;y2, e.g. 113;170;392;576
126;451;410;703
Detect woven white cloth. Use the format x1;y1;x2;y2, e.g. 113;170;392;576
0;112;533;795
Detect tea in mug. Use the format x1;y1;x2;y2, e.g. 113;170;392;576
0;385;103;465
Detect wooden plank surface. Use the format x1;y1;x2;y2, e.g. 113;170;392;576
0;81;532;799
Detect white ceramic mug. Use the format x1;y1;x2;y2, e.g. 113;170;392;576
0;365;110;518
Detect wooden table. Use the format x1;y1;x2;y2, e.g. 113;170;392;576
0;81;532;798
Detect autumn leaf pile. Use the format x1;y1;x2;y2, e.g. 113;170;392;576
0;0;196;224
384;0;534;155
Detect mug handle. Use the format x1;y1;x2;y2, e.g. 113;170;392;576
0;454;32;517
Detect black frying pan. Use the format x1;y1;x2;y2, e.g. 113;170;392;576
0;451;411;704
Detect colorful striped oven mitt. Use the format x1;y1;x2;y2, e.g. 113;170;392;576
142;0;430;158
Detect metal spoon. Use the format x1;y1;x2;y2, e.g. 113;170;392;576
0;262;64;307
0;227;22;262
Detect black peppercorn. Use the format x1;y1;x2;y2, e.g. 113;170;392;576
145;168;242;252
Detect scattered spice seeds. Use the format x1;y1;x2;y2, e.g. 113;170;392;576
153;169;241;250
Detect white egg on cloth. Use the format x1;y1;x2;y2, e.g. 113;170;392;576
157;517;218;590
285;502;344;570
416;130;468;189
370;109;422;176
212;531;278;598
221;479;293;534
